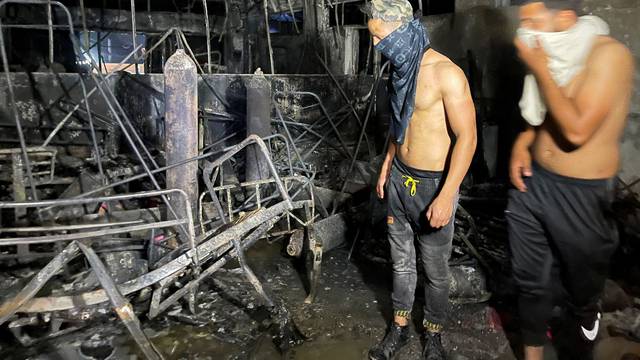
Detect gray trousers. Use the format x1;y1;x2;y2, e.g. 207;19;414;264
386;158;455;326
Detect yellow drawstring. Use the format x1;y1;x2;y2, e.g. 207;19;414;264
402;175;420;196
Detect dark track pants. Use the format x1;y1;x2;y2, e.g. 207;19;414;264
506;162;618;346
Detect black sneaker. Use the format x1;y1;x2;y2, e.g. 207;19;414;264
368;323;410;360
422;332;446;360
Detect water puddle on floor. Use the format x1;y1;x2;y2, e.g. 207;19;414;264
147;321;372;359
285;339;371;360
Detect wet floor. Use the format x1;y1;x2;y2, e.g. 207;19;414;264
0;239;517;360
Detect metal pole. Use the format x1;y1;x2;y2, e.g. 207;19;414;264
79;0;88;50
314;52;374;159
335;61;390;213
0;241;80;325
263;0;275;74
148;214;283;317
130;0;138;74
83;71;188;236
46;0;53;64
77;242;163;360
12;200;308;314
286;0;299;34
219;0;228;41
272;100;307;169
41;43;144;147
0;17;40;202
202;0;212;73
0;188;191;209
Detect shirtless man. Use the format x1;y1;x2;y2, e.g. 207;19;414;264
362;1;476;359
507;1;634;359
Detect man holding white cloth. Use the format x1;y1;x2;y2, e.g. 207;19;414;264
507;1;634;359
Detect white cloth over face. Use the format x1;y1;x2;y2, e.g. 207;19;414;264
517;15;609;126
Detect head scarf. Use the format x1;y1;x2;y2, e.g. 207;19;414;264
375;18;430;144
517;15;609;126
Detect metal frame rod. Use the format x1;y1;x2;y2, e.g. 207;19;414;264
0;189;193;246
79;0;88;49
202;0;211;73
40;42;144;147
0;219;143;233
272;119;349;158
199;174;315;231
263;133;294;175
297;114;352;159
77;241;163;360
93;69;161;170
290;103;351;142
218;0;228;41
0;1;63;204
286;0;300;34
272;97;308;170
202;135;293;224
0;241;80;325
41;25;189;148
0;24;66;29
78;73;107;188
314;52;373;158
13;200;308;314
272;91;369;182
81;66;186;235
148;214;282;318
335;61;390;213
130;0;138;74
264;0;275;74
0;220;188;245
46;0;53;64
274;91;353;162
39;137;253;210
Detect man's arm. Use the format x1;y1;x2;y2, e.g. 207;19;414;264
376;141;396;199
516;39;633;147
427;65;477;228
510;125;535;192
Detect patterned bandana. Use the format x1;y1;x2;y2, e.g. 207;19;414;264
375;19;430;144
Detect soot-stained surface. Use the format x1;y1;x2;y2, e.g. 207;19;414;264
0;239;516;360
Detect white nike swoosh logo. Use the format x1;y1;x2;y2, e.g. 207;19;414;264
581;313;601;341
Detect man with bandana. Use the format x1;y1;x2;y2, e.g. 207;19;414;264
507;1;633;359
362;1;477;359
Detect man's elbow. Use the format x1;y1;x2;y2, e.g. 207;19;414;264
457;130;477;152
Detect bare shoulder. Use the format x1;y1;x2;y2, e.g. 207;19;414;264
587;36;634;74
435;61;465;81
420;49;469;96
434;60;468;95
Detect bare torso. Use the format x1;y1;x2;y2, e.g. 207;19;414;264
396;49;459;171
532;37;631;179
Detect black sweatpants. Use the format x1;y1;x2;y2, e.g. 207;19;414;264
506;162;618;346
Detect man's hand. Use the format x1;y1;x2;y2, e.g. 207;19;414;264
510;146;533;192
427;193;455;228
376;171;388;199
514;37;548;76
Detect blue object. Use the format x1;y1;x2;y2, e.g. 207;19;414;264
374;19;430;144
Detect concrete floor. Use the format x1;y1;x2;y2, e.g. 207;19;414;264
141;240;517;359
3;238;638;359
